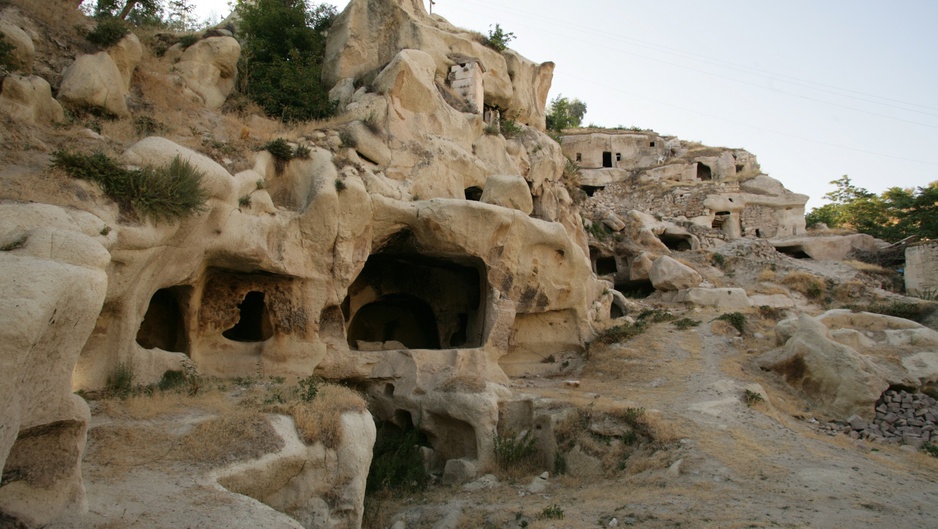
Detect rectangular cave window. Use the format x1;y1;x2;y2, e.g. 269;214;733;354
615;153;622;162
602;151;612;168
595;256;618;276
650;141;656;147
575;153;582;162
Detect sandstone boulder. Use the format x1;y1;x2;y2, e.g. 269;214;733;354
0;18;34;73
759;314;888;419
174;36;240;110
771;234;886;261
0;205;110;526
649;256;702;291
480;174;533;215
0;75;64;124
663;287;752;309
58;51;129;117
107;33;142;91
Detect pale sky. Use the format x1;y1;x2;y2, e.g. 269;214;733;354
193;1;938;210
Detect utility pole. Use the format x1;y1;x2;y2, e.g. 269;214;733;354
429;0;436;14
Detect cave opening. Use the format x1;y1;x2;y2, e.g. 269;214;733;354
697;163;712;181
222;291;274;342
464;186;483;201
776;246;812;259
595;256;618;276
581;185;604;197
344;231;487;350
659;234;693;252
136;286;191;353
615;280;655;299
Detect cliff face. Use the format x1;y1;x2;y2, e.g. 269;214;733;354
0;0;603;525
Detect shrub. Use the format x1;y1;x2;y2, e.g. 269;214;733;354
743;389;764;407
133;115;163;136
367;424;429;494
494;430;538;471
637;308;675;323
715;312;747;333
86;17;130;48
334;178;346;191
296;374;322;402
238;195;251;207
923;442;938;458
539;504;564;520
483;23;515;52
107;362;135;395
847;301;935;324
1;234;27;252
499;116;523;139
178;33;199;50
595;321;647;344
673;317;700;330
52;151;208;223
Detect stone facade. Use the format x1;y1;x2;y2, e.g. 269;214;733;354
905;241;938;296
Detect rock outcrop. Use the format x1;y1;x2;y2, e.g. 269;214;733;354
0;74;64;124
58;33;142;117
172;36;241;110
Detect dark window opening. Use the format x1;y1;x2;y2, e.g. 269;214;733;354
697;163;712;181
136;287;190;353
581;185;604;197
736;164;745;173
575;153;582;162
464;186;483;201
596;256;618;276
615;280;655;299
755;229;762;238
615;153;622;162
223;291;273;342
659;234;692;252
712;211;731;229
650;141;656;147
602;151;613;168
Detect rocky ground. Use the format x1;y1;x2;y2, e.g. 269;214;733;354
48;300;938;529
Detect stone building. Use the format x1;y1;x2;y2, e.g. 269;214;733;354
905;241;938;296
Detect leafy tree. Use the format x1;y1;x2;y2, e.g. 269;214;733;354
89;0;196;29
805;175;938;242
237;0;337;122
545;94;587;133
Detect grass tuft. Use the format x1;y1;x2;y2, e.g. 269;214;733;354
715;312;747;333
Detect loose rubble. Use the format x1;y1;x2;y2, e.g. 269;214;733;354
821;389;938;449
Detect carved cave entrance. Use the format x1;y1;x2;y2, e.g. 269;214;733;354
136;286;192;353
344;235;487;350
659;233;693;252
697;163;712;181
223;291;274;342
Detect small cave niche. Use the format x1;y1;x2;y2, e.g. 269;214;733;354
610;302;625;319
136;286;191;353
615;280;655;299
464;186;483;201
367;415;432;493
697;163;712;181
344;231;486;350
424;412;478;470
736;164;745;173
222;291;274;342
602;151;613;168
581;185;604;197
596;256;618;276
650;141;656;147
318;305;347;341
659;234;693;252
776;246;812;259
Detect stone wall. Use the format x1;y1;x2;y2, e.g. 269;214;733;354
906;242;938;296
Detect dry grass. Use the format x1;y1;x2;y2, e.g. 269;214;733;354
781;271;827;300
757;268;777;282
85;424;176;478
438;374;487;393
96;390;232;420
290;383;367;449
832;280;867;302
177;411;283;465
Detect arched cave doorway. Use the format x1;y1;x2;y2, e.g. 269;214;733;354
344;231;487;350
697;163;712;181
659;233;693;252
347;295;441;349
136;286;191;353
223;291;274;342
464;186;483;201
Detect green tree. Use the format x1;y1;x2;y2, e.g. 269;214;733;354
805;176;938;242
483;24;515;52
237;0;337;122
545;94;587;133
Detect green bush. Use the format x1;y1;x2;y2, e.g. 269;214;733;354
743;389;764;407
367;424;429;494
52;151;208;223
539;504;564;520
715;312;747;333
494;430;538;470
296;374;322;402
178;34;199;50
499;116;523;139
595;321;647;344
637;308;675;323
483;23;515;52
238;0;337;122
86;17;130;48
673;317;700;330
